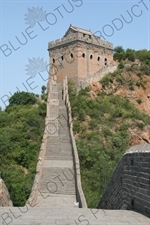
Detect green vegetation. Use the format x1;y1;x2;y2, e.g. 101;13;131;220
68;79;150;208
114;47;150;76
8;92;37;106
0;90;46;206
68;47;150;208
114;46;150;63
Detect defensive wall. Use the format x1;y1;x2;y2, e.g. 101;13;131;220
98;143;150;218
63;76;87;207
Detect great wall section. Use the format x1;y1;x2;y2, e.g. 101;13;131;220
0;76;150;224
26;76;87;209
0;25;150;224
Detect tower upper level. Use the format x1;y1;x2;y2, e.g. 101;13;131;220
48;25;113;51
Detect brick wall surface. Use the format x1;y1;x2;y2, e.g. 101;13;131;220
98;143;150;218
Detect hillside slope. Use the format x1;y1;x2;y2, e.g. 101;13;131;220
69;48;150;208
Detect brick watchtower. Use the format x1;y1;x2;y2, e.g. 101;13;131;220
48;25;114;87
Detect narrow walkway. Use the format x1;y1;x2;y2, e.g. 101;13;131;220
36;82;76;207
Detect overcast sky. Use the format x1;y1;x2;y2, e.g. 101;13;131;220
0;0;150;108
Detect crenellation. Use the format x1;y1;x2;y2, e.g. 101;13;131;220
48;35;113;51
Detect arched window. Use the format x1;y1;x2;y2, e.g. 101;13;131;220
61;56;64;60
82;53;85;58
90;55;93;59
70;53;73;58
97;56;100;61
53;59;55;63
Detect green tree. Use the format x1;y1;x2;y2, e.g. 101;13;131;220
126;48;136;62
0;89;45;206
113;46;126;61
8;92;37;106
41;85;47;95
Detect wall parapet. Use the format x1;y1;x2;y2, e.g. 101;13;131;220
98;143;150;218
48;32;113;51
77;65;117;90
63;76;87;208
0;178;13;207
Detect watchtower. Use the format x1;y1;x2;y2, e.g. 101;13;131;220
48;25;114;87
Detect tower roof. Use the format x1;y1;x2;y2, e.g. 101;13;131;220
64;24;92;37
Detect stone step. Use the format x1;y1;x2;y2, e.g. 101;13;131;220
39;184;76;195
43;160;73;168
36;194;76;208
45;142;73;151
45;153;73;160
39;167;76;195
45;149;73;156
58;112;68;119
45;156;73;161
58;114;68;120
33;81;76;209
58;120;70;127
46;137;71;144
40;167;75;179
59;100;65;104
0;207;149;225
45;147;73;155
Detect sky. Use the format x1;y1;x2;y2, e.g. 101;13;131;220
0;0;150;109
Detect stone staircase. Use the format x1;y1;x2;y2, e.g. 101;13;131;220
36;82;76;208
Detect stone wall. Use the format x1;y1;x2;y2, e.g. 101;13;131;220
0;178;13;207
78;64;117;89
98;143;150;218
63;76;87;208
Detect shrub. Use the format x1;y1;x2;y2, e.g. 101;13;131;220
137;122;144;129
101;74;113;88
118;60;125;69
73;120;81;133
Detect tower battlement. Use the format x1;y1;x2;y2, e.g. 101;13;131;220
48;32;113;50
